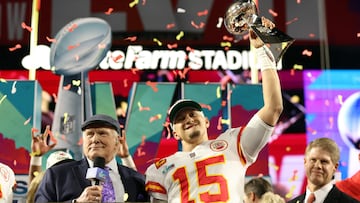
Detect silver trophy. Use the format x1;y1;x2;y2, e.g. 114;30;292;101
224;0;295;64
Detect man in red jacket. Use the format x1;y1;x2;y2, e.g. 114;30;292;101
336;152;360;201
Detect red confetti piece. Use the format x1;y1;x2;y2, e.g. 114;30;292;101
308;33;316;38
146;81;158;92
9;44;22;51
67;23;78;32
124;36;137;42
21;22;33;32
268;9;278;17
200;103;212;111
77;137;83;146
67;43;80;50
167;43;178;49
149;114;161;122
166;23;175;29
197;9;208;17
191;21;205;29
105;8;114;15
286;17;298;25
222;35;233;41
112;54;123;62
46;36;56;43
302;49;312;56
63;84;71;90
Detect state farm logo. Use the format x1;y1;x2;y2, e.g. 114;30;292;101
209;140;228;152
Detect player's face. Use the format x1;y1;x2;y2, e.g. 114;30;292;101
304;147;338;190
82;127;119;163
172;108;209;145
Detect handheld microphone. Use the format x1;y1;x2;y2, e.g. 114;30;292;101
86;157;108;185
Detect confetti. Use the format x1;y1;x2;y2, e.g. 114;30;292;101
149;114;162;122
63;112;69;124
46;36;57;43
268;9;278;17
220;41;231;47
67;43;80;50
308;33;316;38
177;8;186;13
285;185;296;199
112;54;123;62
146;81;158;92
63;84;71;90
77;137;83;146
167;43;178;49
29;151;41;157
67;23;78;32
24;117;31;125
222;35;234;41
191;21;205;29
197;9;208;17
286;17;298;25
216;17;223;28
21;22;33;32
293;64;303;70
176;31;184;40
11;81;17;94
0;78;7;83
0;95;7;104
72;80;81;86
166;23;176;29
302;49;312;56
124;36;137;42
137;102;150;111
153;38;162;46
357;33;360;38
9;44;22;51
129;0;139;8
105;8;114;15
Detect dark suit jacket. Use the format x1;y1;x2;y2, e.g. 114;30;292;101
34;158;149;202
288;185;360;203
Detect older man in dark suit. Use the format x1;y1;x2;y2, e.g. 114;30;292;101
35;114;149;202
288;138;359;203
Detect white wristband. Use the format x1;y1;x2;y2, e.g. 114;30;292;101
30;156;42;166
255;46;276;71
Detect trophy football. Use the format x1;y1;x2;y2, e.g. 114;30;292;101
224;0;295;64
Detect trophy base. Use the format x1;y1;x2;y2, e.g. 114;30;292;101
250;25;295;44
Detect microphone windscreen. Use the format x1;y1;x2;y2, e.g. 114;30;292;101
93;157;105;169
